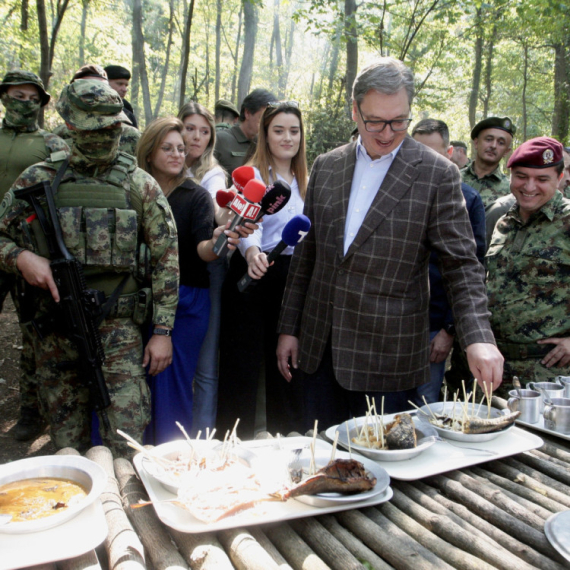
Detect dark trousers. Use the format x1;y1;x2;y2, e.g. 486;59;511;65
217;252;304;439
302;338;425;432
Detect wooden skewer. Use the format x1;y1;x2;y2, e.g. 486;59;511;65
208;428;217;441
380;396;385;449
175;421;193;447
330;431;339;463
125;442;172;470
421;396;438;420
345;421;352;459
407;400;431;416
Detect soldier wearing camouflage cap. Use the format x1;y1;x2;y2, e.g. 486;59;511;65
461;116;516;210
0;79;179;456
52;67;141;159
0;69;70;442
214;98;239;132
487;137;570;398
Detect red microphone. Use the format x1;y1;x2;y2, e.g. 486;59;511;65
212;178;266;257
231;165;256;193
216;189;237;209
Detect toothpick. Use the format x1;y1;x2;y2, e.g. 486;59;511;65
380;396;385;448
176;421;193;447
345;421;352;459
422;396;438;420
208;428;217;441
330;431;339;463
443;384;448;407
407;400;431;416
472;381;477;417
311;419;318;470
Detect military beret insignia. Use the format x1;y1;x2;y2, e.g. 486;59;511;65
507;136;563;169
543;149;554;164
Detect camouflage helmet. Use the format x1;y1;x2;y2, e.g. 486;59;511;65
0;70;50;106
56;79;123;130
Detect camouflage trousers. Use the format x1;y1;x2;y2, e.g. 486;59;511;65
18;323;38;410
34;317;150;457
493;358;570;401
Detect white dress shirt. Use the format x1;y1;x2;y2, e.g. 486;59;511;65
238;166;305;257
344;138;403;254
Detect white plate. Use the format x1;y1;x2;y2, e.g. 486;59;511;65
290;449;390;508
0;455;107;534
0;499;107;570
545;511;570;564
133;437;393;533
323;410;544;481
516;415;570;441
417;402;517;442
327;413;438;462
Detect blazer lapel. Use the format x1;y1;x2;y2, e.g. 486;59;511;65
331;142;357;260
344;136;422;260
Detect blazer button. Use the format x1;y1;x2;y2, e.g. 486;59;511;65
338;269;344;275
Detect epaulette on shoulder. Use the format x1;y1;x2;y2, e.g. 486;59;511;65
115;151;137;172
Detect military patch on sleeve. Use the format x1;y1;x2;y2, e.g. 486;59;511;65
0;191;13;219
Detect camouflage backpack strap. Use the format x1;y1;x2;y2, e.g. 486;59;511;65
106;152;142;218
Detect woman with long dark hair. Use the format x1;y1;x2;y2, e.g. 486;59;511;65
217;102;307;439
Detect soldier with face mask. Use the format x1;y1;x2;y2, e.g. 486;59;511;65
0;79;179;456
0;70;70;441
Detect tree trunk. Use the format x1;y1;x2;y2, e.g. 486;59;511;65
468;8;484;131
481;25;498;118
231;6;243;103
153;0;175;118
79;0;90;66
179;0;196;108
21;0;28;31
328;22;342;95
552;42;570;145
344;0;358;111
522;43;528;142
237;0;258;107
215;0;222;102
272;0;285;98
131;0;153;125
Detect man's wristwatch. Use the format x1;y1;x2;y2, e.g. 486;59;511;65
152;327;172;337
444;324;456;336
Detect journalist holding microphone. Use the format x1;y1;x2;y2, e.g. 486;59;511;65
217;101;308;438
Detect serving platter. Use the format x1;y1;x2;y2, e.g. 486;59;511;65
325;410;543;481
329;414;438;462
134;436;392;533
545;511;570;564
0;500;107;570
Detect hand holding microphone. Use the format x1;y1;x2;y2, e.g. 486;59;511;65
212;178;266;258
237;214;311;292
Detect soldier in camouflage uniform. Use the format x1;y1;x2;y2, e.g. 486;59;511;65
214;98;239;132
487;137;570;399
0;70;70;441
0;79;179;456
52;64;141;159
461;117;515;211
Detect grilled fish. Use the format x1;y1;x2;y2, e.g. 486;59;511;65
385;413;417;449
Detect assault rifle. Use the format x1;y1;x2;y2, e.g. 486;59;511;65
14;164;111;429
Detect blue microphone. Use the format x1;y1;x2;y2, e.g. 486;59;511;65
237;214;311;293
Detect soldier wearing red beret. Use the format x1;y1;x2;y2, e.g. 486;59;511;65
486;136;569;397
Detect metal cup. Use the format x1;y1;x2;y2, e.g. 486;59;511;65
543;398;570;434
507;389;541;424
555;376;570;398
527;382;565;412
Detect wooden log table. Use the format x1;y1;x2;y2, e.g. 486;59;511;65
14;425;570;570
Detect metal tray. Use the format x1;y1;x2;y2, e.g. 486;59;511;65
327;414;438;461
134;437;393;533
516;415;570;442
417;401;516;442
545;511;570;564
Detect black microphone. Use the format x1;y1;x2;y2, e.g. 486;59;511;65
212;179;266;258
254;180;292;222
237;214;311;293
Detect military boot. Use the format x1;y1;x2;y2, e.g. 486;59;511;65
12;407;46;441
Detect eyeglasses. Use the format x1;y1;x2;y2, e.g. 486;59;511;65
160;145;187;156
267;100;300;109
356;102;412;133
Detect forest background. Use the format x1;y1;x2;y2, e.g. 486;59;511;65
1;0;568;165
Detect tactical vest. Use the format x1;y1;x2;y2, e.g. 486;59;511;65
31;153;151;315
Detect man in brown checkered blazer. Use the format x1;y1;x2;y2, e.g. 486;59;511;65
277;58;504;430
